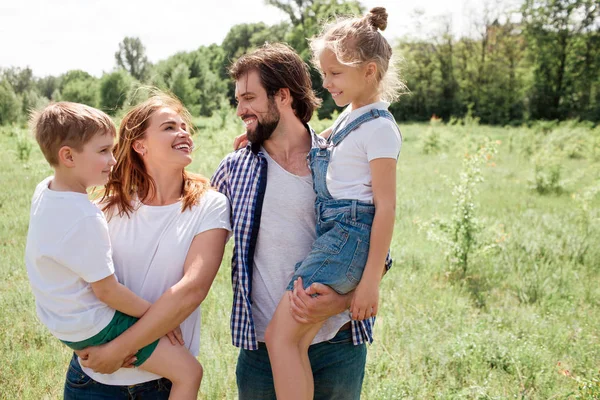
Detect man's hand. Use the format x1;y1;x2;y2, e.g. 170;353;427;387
349;281;379;321
75;341;135;374
233;132;248;150
166;326;184;346
288;277;350;324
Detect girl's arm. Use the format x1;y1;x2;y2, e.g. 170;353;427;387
319;127;333;139
77;228;228;373
90;275;150;318
350;158;397;321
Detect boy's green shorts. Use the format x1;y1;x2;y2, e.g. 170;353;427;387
61;311;159;367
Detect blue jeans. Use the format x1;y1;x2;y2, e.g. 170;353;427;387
63;353;172;399
236;328;367;399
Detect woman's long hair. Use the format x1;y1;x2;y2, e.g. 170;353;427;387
102;92;210;219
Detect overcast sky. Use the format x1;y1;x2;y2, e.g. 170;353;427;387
0;0;518;77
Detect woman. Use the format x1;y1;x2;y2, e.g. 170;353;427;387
64;92;231;399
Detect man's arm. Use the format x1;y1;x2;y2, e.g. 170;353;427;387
77;228;228;373
91;275;151;318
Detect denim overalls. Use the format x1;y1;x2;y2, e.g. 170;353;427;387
287;109;397;294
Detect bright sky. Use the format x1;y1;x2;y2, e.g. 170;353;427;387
0;0;516;78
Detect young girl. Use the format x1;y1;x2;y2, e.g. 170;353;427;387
264;7;403;400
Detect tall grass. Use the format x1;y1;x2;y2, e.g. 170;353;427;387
0;114;598;399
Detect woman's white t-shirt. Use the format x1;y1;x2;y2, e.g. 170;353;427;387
81;190;231;385
326;101;402;203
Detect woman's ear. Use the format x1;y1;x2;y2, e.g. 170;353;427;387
57;146;76;168
133;140;146;156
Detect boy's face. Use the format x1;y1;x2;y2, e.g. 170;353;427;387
71;132;116;188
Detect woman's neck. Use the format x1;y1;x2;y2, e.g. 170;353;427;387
143;165;184;206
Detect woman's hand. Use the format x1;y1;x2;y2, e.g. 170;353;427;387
75;341;135;374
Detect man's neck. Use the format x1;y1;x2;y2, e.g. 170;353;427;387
262;115;311;160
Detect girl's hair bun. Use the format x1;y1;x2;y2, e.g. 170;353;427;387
367;7;388;31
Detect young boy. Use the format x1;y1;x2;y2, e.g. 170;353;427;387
24;102;202;399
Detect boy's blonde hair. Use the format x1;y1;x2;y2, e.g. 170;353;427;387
310;7;406;103
31;102;116;166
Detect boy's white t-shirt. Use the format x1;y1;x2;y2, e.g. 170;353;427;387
82;189;231;386
24;176;116;342
326;101;402;202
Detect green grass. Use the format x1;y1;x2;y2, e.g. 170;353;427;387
0;116;599;399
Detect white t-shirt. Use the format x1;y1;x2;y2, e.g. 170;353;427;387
251;148;351;344
327;101;402;202
24;176;116;342
82;189;231;386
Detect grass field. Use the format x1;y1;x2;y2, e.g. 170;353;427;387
1;113;599;399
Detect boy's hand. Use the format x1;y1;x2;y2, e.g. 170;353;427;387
166;326;184;346
233;132;248;150
350;281;379;321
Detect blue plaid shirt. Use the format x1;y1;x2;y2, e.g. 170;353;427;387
211;127;392;350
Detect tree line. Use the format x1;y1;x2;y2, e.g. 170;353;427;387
0;0;598;126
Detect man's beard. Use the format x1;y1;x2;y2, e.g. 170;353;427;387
246;97;280;146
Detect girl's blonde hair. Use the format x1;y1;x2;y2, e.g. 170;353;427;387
101;91;210;219
310;7;406;103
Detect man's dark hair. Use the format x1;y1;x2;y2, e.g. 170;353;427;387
230;43;322;124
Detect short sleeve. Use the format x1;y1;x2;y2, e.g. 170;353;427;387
211;157;229;196
195;191;232;235
366;122;402;162
54;216;115;283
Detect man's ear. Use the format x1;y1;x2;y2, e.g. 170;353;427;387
276;88;292;107
57;146;76;168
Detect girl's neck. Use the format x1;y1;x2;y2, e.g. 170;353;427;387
350;92;381;112
143;165;184;206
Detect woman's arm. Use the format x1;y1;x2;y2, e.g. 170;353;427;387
350;158;396;320
77;228;228;373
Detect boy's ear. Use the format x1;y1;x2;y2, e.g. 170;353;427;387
57;146;76;168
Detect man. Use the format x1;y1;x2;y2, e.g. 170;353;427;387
211;43;390;399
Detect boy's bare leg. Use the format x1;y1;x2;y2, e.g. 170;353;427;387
139;337;202;400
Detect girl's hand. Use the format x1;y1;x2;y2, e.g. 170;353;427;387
166;326;184;346
350;281;379;321
233;132;248;150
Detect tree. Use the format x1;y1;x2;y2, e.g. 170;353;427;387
115;37;150;81
522;0;600;120
0;80;22;125
2;67;34;94
100;70;135;115
61;77;99;107
169;63;199;113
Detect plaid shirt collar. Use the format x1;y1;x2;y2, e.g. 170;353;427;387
211;124;385;350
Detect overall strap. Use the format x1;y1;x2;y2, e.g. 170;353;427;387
329;109;396;147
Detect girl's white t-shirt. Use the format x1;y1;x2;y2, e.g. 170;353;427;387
326;101;402;203
81;189;231;386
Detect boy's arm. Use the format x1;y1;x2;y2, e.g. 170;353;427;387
77;228;228;373
319;127;333;139
90;274;151;318
350;158;396;321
